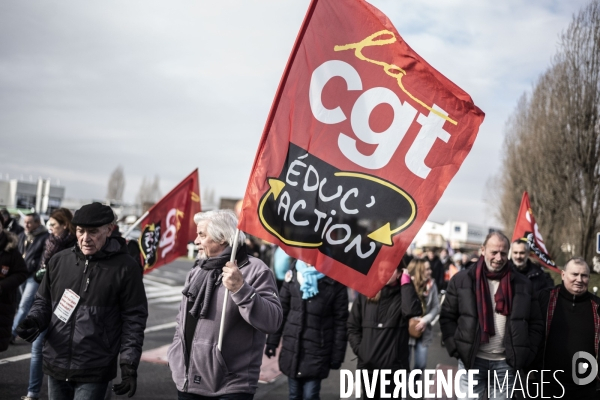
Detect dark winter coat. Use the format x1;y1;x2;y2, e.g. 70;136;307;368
536;285;600;367
0;231;27;351
4;218;24;236
347;282;422;370
440;263;544;370
167;253;282;396
18;225;49;274
266;267;348;380
510;259;554;297
27;236;148;382
427;256;445;292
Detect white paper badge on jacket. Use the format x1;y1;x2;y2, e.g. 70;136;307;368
54;289;81;323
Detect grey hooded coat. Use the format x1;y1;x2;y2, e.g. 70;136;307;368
168;255;282;396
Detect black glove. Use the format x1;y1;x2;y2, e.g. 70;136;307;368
330;361;342;370
16;318;40;343
264;344;277;358
113;363;137;397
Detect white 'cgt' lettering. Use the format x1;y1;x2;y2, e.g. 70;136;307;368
309;60;451;178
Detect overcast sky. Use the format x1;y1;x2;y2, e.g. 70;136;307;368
0;0;589;227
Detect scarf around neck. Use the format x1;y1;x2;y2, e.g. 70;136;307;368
182;246;247;319
475;256;512;343
295;260;325;299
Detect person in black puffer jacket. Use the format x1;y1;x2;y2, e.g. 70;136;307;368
266;259;348;400
16;203;147;400
0;228;28;352
509;239;554;297
347;263;422;399
22;208;78;400
440;232;544;399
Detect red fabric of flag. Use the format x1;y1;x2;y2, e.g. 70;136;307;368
238;0;485;296
138;169;201;274
511;191;559;273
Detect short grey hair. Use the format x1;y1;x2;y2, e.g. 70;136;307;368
511;239;530;252
193;209;246;248
564;256;590;273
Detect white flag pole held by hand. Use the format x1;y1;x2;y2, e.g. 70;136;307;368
218;228;240;351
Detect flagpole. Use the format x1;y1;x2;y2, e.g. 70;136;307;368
218;228;240;351
122;211;149;239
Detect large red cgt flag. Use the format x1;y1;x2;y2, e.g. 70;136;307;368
238;0;485;296
138;169;201;274
511;191;559;273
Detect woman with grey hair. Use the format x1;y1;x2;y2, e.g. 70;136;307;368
168;209;282;400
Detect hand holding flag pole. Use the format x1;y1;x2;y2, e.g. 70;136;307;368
218;228;240;351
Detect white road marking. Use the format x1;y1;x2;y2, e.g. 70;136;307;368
0;322;178;365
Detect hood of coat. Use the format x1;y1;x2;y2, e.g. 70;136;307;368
0;230;18;252
74;235;129;261
30;224;49;237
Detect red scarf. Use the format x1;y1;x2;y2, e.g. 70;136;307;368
475;256;512;343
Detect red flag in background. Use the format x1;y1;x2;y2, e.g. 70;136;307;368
238;0;485;296
138;169;201;274
511;191;559;273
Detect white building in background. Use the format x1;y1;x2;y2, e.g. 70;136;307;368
0;178;65;214
412;220;496;252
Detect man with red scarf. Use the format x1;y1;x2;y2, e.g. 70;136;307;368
440;232;543;399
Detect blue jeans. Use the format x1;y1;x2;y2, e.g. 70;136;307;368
12;275;39;337
177;391;254;400
410;340;429;370
48;376;109;400
27;329;46;398
288;377;322;400
457;357;515;400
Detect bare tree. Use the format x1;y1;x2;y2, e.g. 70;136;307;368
499;0;600;264
137;175;162;206
106;165;125;201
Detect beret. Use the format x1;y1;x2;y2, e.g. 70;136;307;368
72;202;115;227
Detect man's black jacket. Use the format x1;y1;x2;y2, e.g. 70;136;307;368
28;237;148;382
440;263;544;370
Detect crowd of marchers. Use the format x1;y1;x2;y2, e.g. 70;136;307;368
0;204;598;400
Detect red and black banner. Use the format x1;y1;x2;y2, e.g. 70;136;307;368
238;0;485;296
511;191;559;273
138;169;201;274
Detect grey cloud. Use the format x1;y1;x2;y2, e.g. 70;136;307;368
0;0;589;226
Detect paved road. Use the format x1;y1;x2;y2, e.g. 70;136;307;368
0;258;456;399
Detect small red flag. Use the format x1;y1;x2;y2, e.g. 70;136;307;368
238;0;484;296
138;169;201;274
511;191;559;273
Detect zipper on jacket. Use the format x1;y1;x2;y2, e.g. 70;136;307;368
505;317;518;368
468;325;481;369
180;293;190;392
66;257;90;376
84;278;90;292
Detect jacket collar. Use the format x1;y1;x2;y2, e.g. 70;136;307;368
0;231;18;252
74;236;127;261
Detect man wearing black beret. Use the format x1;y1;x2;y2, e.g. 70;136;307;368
16;202;148;400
